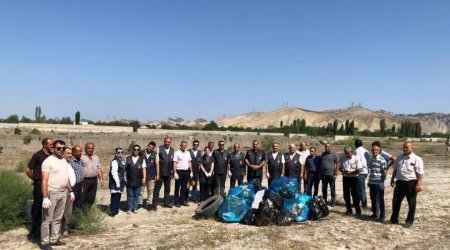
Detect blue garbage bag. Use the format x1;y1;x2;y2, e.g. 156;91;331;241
218;184;256;222
282;193;312;222
270;177;298;194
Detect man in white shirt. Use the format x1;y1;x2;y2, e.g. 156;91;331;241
40;140;74;249
354;139;370;209
339;146;362;216
173;141;193;207
61;148;76;237
390;142;424;228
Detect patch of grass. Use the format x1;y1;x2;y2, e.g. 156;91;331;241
23;135;32;145
29;128;41;135
126;140;136;154
70;205;105;235
261;136;275;152
15;158;30;172
418;147;437;155
0;170;33;232
14;128;21;135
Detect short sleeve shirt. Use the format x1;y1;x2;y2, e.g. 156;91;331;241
368;155;387;184
81;153;102;178
28;149;51;181
320;151;339;176
340;155;362;177
173;150;192;170
394;153;424;181
42;155;69;192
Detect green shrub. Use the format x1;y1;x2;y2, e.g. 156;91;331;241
126;140;136;154
15;159;30;172
0;170;33;232
261;136;275;152
70;205;104;235
23;135;32;145
14;128;21;135
29;128;41;135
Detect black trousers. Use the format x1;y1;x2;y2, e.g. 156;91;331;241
230;177;243;188
343;177;361;213
214;173;227;196
369;183;385;218
200;182;214;201
153;175;171;204
174;170;189;204
391;180;417;224
30;180;42;238
185;174;199;200
110;193;121;215
72;183;83;210
82;177;98;208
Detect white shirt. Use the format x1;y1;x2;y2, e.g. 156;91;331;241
354;146;369;174
132;156;147;168
340;155;362;177
173;150;192;170
271;152;285;164
394;152;424;181
296;149;310;165
67;162;76;187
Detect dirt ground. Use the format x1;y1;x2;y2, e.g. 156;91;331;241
1;142;449;250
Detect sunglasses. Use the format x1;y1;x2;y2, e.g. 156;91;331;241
219;144;225;146
117;151;123;154
55;146;66;151
133;148;140;151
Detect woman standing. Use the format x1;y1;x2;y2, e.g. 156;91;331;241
199;147;214;201
125;145;146;214
109;147;125;217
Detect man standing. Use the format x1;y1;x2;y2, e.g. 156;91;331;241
69;145;84;210
173;141;193;207
297;141;310;192
446;138;450;156
319;143;339;206
40;140;74;249
25;138;53;242
390;142;424;228
213;140;230;196
245;140;266;185
284;144;302;191
266;142;285;188
354;139;370;209
339;146;362;216
141;141;159;210
187;140;202;202
372;141;396;170
61;148;76;237
228;143;246;188
368;142;388;222
304;146;321;197
81;142;104;208
154;136;174;208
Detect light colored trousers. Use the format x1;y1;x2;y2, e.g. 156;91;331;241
41;190;67;245
61;190;73;234
140;180;155;204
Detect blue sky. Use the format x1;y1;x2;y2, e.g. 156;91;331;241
1;1;449;121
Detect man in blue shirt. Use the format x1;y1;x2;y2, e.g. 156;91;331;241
304;146;321;196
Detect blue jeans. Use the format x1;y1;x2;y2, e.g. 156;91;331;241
126;186;141;211
357;174;368;208
321;175;336;205
369;183;385;218
306;173;320;196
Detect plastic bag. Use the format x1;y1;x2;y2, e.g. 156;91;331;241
241;208;258;225
255;199;276;226
282;193;312;222
218;185;256;222
263;190;283;209
278;187;295;200
252;190;265;209
274;210;295;226
270;177;298;194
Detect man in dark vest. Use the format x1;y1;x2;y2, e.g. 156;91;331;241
267;142;285;188
153;136;174;208
284;143;302;192
228;143;246;188
213;140;230;196
245;140;266;185
25;137;53;242
187;140;201;202
125;145;146;214
141;141;159;211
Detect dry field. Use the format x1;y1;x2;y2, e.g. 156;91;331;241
1;141;449;250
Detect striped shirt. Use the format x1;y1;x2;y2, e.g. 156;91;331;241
69;157;84;185
368;155;387;184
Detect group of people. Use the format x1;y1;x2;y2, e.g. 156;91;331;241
25;136;425;249
26;139;103;249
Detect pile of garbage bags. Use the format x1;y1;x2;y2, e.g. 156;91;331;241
214;177;329;226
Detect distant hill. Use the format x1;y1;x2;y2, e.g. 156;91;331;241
216;106;449;135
